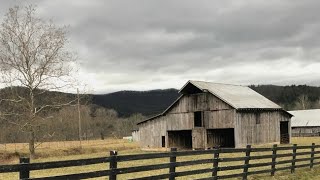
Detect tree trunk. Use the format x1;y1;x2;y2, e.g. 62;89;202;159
29;131;35;158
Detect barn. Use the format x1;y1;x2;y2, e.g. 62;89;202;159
137;80;292;149
290;109;320;137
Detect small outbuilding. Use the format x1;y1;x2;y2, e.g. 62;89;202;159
137;80;293;149
132;129;140;142
290;109;320;137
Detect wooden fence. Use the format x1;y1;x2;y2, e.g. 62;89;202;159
1;143;320;180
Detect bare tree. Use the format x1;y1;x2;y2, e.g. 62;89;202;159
295;94;310;110
0;5;77;157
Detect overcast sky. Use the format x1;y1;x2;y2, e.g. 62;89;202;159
1;0;320;93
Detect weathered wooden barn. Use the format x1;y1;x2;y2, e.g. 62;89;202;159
290;109;320;137
137;81;292;149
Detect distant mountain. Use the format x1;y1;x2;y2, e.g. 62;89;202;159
92;89;180;117
1;85;320;118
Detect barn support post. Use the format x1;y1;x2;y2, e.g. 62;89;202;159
271;144;277;176
169;147;177;180
109;150;118;180
243;145;251;180
291;144;297;173
212;146;220;180
19;157;30;180
310;143;315;168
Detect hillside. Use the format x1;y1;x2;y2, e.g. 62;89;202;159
92;89;180;117
250;85;320;110
1;85;320;118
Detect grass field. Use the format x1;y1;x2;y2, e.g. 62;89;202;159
1;137;320;179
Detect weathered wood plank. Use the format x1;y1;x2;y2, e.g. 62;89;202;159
0;157;110;173
31;170;111;180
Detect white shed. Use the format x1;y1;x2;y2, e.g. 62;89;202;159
289;109;320;137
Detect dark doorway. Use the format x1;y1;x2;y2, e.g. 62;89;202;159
194;111;203;127
161;136;165;147
207;129;235;148
280;121;289;144
168;130;192;149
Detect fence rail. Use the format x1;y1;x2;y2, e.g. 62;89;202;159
1;143;320;179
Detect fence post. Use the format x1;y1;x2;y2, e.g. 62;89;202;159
271;144;277;176
19;157;30;180
212;146;220;180
169;148;177;180
291;144;297;173
243;145;251;180
109;150;118;180
310;143;315;169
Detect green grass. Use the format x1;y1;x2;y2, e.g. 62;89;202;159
1;137;320;179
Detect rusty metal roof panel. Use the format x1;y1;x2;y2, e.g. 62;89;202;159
289;109;320;127
184;80;282;109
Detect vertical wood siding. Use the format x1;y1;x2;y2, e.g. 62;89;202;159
234;111;291;147
292;127;320;137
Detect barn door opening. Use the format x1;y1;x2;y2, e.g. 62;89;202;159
280;121;289;144
207;129;235;148
161;136;165;147
168;130;192;149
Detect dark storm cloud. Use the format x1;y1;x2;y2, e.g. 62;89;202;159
1;0;320;92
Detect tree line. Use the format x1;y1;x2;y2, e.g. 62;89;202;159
0;102;143;144
250;85;320;110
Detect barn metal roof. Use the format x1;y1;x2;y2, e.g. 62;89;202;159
180;80;282;110
289;109;320;127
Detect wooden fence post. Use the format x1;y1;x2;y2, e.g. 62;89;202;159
169;148;177;180
243;145;251;180
109;150;118;180
271;144;277;176
212;146;220;180
291;144;297;173
19;157;30;180
310;143;315;169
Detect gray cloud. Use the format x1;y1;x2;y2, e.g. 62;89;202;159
1;0;320;93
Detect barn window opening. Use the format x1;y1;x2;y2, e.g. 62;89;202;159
161;136;165;147
194;111;203;127
255;113;261;124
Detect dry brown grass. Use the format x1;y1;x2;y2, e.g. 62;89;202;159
0;138;140;164
1;137;320;179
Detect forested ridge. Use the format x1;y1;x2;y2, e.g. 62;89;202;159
2;84;320;118
250;84;320;110
1;84;320;143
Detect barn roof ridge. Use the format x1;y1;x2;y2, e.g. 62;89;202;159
183;81;239;109
178;80;243;94
189;80;245;87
